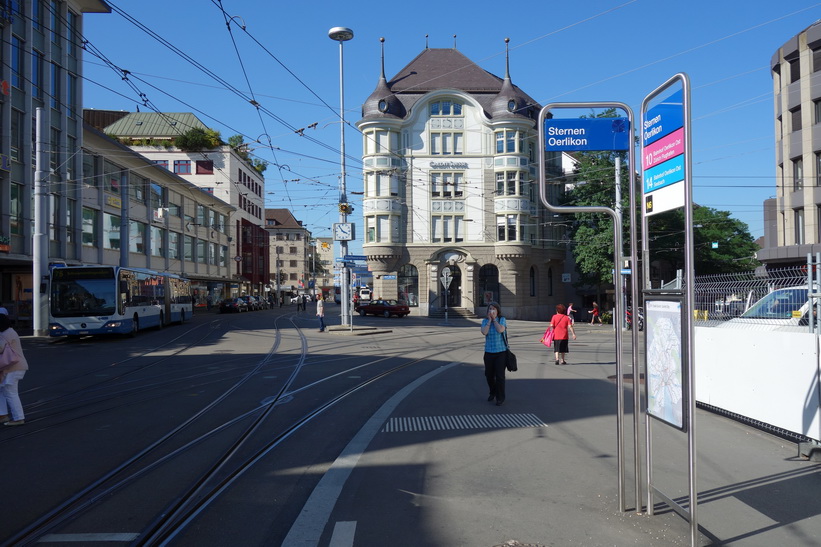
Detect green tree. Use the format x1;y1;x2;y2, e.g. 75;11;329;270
175;127;222;150
648;206;759;274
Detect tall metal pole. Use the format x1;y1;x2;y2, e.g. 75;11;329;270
33;108;49;336
329;26;353;326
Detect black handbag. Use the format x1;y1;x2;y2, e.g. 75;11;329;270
502;330;517;372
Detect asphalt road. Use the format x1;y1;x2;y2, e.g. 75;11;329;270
3;306;820;546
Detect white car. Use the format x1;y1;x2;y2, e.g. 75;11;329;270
290;294;312;304
719;286;813;331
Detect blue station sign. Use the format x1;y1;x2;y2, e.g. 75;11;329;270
544;117;630;152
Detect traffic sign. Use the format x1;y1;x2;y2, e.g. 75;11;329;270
343;255;368;261
544;117;630;152
440;274;452;289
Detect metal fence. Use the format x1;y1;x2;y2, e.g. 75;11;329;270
691;265;809;323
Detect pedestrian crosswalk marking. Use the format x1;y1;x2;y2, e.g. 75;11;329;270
381;413;547;432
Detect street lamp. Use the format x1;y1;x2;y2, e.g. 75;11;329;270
329;26;353;325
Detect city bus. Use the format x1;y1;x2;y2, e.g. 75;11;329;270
48;265;192;337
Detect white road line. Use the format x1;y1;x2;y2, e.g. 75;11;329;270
39;533;139;542
280;362;458;547
328;521;356;547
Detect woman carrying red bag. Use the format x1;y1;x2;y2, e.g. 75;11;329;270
549;303;576;365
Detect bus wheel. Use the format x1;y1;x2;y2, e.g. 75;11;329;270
130;315;139;337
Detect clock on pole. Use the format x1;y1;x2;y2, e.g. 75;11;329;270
333;222;354;241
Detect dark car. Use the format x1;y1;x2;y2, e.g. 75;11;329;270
219;297;248;313
355;299;410;318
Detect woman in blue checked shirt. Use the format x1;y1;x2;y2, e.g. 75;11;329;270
480;302;507;406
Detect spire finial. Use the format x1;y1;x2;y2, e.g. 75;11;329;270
425;34;429;49
453;34;457;49
380;37;385;79
504;37;510;79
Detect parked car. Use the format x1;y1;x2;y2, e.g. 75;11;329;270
355;299;410;318
219;297;248;313
238;295;262;311
719;286;813;331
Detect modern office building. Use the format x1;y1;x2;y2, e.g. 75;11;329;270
101;111;270;296
355;44;568;319
758;20;821;266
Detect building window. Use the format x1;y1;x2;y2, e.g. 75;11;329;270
431;172;463;197
791;107;802;132
795;208;805;245
209;242;217;265
479;264;500;306
67;73;77;118
50;62;60;110
817;153;821;187
66;10;78;57
430;132;463;155
154;159;168;170
496;171;521;196
497;214;518;241
432;215;464;243
196;160;213;174
184;235;194;261
793;157;803;191
104;161;121;193
789;58;801;83
495;130;522;154
398;264;419;307
197;240;206;263
220;245;228;266
32;51;44;99
83;153;98;187
530;266;536;297
103;213;121;250
169;232;180;259
365;171;399;197
151;226;164;257
32;0;43;30
814;47;821;73
11;36;21;89
289;246;297;254
129;221;146;254
10;184;23;236
174;160;191;175
430;100;462;116
10;110;22;162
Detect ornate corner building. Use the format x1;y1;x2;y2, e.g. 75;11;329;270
356;45;567;319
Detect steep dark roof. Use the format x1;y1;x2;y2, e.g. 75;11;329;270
360;48;540;122
264;209;304;229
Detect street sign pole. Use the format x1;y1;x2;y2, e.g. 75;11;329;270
440;270;452;325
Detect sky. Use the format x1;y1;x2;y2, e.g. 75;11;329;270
81;0;821;255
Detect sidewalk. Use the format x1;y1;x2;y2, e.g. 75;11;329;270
313;321;821;546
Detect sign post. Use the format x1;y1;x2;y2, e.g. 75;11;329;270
440;269;452;325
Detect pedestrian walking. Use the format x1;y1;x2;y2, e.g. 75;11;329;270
480;302;508;406
317;297;326;332
550;304;576;365
590;302;603;325
567;302;576;324
0;308;28;426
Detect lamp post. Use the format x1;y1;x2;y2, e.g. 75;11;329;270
329;26;353;326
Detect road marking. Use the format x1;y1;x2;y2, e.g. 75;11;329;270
281;362;458;547
328;521;356;547
382;413;547;432
39;533;139;542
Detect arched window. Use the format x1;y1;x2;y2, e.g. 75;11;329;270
398;264;419;307
530;266;536;297
479;264;500;306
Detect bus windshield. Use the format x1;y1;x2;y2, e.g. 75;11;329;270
51;276;117;317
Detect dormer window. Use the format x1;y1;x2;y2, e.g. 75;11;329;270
430;100;463;116
378;99;388;113
507;100;516;113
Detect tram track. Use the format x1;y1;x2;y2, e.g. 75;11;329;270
3;317;484;546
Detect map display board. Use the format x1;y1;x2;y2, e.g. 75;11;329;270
645;297;687;430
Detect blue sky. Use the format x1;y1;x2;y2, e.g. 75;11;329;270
82;0;821;254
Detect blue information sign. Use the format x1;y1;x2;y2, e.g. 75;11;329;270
544;117;630;152
343;255;368;261
642;89;683;146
